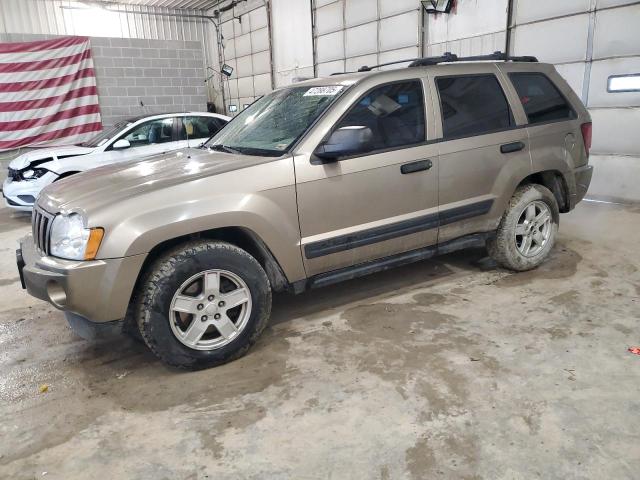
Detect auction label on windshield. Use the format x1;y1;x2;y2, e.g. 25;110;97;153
304;86;344;96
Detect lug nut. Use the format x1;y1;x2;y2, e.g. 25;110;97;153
214;313;221;320
218;301;225;307
201;315;208;322
208;295;215;301
197;304;204;310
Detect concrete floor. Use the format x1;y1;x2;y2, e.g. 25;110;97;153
0;201;639;479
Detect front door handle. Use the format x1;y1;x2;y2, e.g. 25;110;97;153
401;159;432;174
500;141;525;154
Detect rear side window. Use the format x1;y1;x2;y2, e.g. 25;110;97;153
334;80;425;153
180;116;226;140
436;75;514;138
509;73;575;124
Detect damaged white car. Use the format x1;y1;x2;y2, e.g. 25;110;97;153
3;112;229;211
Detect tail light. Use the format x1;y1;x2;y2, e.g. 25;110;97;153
581;122;592;157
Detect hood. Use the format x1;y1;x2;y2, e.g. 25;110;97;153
9;146;94;170
38;148;277;213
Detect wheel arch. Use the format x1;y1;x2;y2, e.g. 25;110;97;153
516;169;570;213
133;226;291;296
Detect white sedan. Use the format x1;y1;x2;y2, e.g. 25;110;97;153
3;112;229;211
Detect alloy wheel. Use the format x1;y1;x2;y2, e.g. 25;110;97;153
514;200;552;257
169;269;252;350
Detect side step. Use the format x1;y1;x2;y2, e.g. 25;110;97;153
303;232;492;291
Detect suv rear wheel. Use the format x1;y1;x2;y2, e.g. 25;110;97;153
135;240;271;369
488;184;559;271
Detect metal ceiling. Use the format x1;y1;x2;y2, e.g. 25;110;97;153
91;0;228;11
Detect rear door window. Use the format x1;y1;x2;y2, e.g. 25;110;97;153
436;74;514;138
509;73;575;124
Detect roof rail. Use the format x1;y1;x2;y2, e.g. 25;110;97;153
357;58;422;72
356;51;538;73
408;51;538;67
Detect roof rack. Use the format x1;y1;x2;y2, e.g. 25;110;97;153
357;57;423;72
356;51;538;72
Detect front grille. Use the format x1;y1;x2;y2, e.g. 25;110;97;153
32;206;54;255
8;168;20;181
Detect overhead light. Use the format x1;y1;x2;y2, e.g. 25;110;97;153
421;0;454;14
221;64;234;77
607;74;640;93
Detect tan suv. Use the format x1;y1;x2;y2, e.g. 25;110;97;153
17;52;593;369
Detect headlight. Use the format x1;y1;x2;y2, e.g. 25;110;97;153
49;213;104;260
21;168;47;180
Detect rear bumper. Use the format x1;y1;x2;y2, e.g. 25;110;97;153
574;164;593;205
567;164;593;210
18;235;146;323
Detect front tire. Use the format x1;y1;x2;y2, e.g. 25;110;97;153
135;240;271;370
488;184;559;271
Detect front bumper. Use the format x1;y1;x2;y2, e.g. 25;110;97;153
2;172;58;211
18;235;147;323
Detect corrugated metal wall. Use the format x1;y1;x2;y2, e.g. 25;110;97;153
271;0;314;87
312;0;422;76
511;0;640;201
217;0;273;115
0;0;221;107
424;0;640;202
426;0;508;56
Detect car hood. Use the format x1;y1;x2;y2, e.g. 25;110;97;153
9;146;95;170
38;148;278;213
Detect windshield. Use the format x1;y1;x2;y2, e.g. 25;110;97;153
80;121;130;148
205;85;346;156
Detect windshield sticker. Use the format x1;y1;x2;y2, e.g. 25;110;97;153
275;143;288;150
303;86;344;97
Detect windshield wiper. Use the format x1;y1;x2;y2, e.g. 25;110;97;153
208;144;242;154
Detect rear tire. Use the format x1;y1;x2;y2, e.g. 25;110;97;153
488;184;559;271
135;240;271;370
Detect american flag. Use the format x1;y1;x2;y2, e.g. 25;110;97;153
0;36;102;152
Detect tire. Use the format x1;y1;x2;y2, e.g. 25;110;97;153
135;240;272;370
488;184;559;271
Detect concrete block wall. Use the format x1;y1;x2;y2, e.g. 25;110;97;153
0;33;208;128
90;37;208;126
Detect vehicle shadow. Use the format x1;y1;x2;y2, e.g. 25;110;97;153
270;247;493;327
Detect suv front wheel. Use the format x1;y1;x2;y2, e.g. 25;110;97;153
135;240;272;369
488;184;559;271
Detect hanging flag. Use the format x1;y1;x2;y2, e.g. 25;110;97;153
0;36;102;152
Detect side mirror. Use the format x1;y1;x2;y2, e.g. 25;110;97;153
112;139;131;150
314;126;373;162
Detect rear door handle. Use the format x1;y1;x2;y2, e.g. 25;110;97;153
500;141;525;154
401;159;432;174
